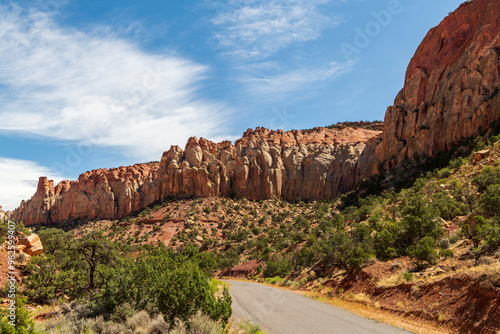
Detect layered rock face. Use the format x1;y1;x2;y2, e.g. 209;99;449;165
358;0;500;179
18;234;43;256
12;127;380;225
12;164;160;225
158;127;379;202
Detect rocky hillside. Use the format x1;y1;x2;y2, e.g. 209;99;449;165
11;0;500;226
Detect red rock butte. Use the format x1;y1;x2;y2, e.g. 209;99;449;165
11;0;500;225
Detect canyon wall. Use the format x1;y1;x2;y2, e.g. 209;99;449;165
12;127;380;225
12;164;160;224
357;0;500;180
11;0;500;225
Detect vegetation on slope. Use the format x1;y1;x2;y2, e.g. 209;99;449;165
2;123;500;333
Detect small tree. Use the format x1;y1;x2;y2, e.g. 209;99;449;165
399;193;443;254
263;255;292;278
321;223;373;273
374;221;399;260
71;231;115;296
479;184;500;217
158;262;232;327
409;236;438;266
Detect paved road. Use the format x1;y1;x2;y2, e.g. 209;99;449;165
227;280;414;334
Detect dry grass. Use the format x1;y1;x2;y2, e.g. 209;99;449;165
353;293;372;304
377;262;500;289
376;273;407;288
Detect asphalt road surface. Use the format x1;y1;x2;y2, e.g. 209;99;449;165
227;280;414;334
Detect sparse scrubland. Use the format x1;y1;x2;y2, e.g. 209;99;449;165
2;125;499;333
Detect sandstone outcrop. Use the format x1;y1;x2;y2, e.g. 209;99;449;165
12;127;380;225
357;0;500;180
0;206;6;222
158;127;380;202
12;164;160;225
18;234;43;256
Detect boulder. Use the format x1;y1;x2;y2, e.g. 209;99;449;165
473;149;492;162
18;234;43;256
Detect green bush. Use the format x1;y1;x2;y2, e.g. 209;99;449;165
473;166;500;192
263;256;292;278
158;262;232;326
320;223;373;273
479;184;500;217
374;221;399;260
398;194;443;254
440;249;454;259
0;296;36;334
476;217;500;250
402;271;413;282
265;276;285;285
432;192;466;220
409;236;438;266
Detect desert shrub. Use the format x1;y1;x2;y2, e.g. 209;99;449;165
374;221;399;260
472;166;500;192
409;236;438;266
36;228;70;257
158;262;232;327
147;314;170;334
448;232;460;245
436;167;451;180
40;307;221;334
475;216;500;250
24;254;74;303
440;249;454;259
449;157;466;170
126;310;150;331
185;310;220;334
398;194;443;254
291;244;321;269
321;223;373;273
263;255;292;278
439;238;451;250
479;184;500;217
294;216;310;230
216;248;240;269
401;271;413;282
432;192;467;220
109;302;137;323
265;276;285;285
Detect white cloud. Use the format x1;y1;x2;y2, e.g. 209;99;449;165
0;157;65;211
208;0;351;102
0;4;232;161
210;0;341;59
242;61;354;101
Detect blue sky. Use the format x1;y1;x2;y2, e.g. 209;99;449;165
0;0;464;210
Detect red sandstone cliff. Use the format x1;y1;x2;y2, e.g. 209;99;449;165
357;0;500;180
158;127;379;202
12;163;160;224
11;0;500;225
12;127;380;225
